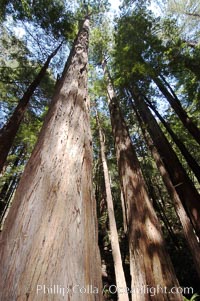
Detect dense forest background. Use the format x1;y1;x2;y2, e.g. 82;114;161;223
0;0;200;300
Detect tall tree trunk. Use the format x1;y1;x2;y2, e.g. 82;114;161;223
134;107;200;280
102;61;183;301
152;76;200;145
146;98;200;183
131;89;200;239
96;111;128;301
0;146;25;222
120;190;128;234
0;173;19;228
0;17;102;301
0;42;62;174
146;179;179;248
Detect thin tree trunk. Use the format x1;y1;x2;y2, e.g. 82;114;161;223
185;12;200;18
0;42;63;173
145;98;200;183
0;181;11;215
131;89;200;239
147;179;179;248
0;17;102;301
153;76;200;145
134;107;200;280
96;111;128;301
0;173;19;228
102;61;183;301
0;146;25;221
120;190;128;234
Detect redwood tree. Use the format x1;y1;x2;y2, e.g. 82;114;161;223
103;61;183;301
0;17;102;301
153;75;200;146
145;98;200;183
134;105;200;281
96;111;129;301
131;88;200;239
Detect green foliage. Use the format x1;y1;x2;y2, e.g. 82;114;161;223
90;19;112;64
0;27;55;126
1;0;76;40
184;293;200;301
75;0;110;19
112;8;167;93
1;0;200;297
0;28;31;123
166;0;200;42
120;0;150;13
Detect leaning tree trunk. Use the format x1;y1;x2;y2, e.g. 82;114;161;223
153;76;200;145
0;173;19;228
96;111;129;301
102;61;183;301
134;107;200;280
146;178;179;248
146;98;200;183
0;17;102;301
0;145;25;222
131;89;200;240
0;42;62;174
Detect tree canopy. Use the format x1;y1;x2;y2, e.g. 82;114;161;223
0;0;200;300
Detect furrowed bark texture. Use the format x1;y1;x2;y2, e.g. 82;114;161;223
131;90;200;239
103;62;183;301
0;42;62;174
96;112;129;301
0;18;102;301
134;107;200;280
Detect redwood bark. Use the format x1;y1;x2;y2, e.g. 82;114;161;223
96;111;128;301
0;18;102;301
0;42;62;174
135;108;200;280
146;99;200;183
153;76;200;145
131;89;200;239
103;61;183;301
